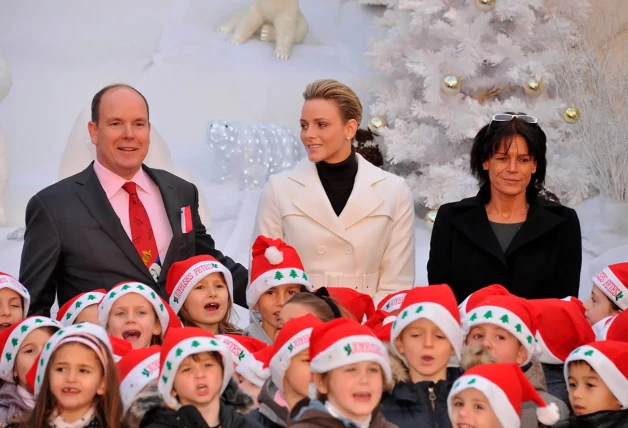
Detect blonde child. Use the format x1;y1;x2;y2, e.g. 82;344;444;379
0;316;60;424
559;340;628;426
98;281;170;349
20;323;123;428
0;272;30;332
166;255;240;334
585;262;626;336
245;236;313;344
56;290;106;327
289;318;396;428
381;284;463;427
448;363;560;428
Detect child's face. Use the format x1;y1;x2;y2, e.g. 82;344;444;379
173;352;223;407
283;349;311;399
466;324;527;365
395;318;453;382
568;361;621;416
181;273;230;330
14;327;55;391
0;288;23;332
450;388;502;428
107;293;161;349
316;362;384;423
584;286;620;326
49;343;106;420
254;284;302;331
74;305;99;325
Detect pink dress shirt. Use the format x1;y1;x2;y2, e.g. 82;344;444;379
93;160;173;264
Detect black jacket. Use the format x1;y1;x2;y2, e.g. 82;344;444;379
140;403;263;428
19;163;249;315
541;364;570;412
380;367;460;428
427;187;581;301
249;379;288;428
554;409;628;428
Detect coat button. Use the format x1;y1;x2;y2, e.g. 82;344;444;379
316;246;326;255
344;247;353;255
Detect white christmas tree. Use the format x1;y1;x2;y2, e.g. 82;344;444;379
364;0;594;209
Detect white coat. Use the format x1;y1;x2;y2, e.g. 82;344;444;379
253;154;416;303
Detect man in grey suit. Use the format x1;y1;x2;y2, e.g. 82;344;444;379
19;84;248;316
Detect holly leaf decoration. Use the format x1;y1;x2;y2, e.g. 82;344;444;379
344;344;352;356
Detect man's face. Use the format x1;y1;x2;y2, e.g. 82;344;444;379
88;87;150;180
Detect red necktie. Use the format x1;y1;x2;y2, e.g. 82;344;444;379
122;182;160;269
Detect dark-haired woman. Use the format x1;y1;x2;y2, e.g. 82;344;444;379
427;113;582;301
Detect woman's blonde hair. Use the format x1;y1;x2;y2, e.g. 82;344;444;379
303;79;362;125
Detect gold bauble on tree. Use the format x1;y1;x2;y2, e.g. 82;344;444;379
563;106;581;124
368;115;386;131
441;75;462;96
424;209;438;231
523;76;545;98
475;0;496;12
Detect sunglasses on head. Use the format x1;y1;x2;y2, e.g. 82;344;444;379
489;113;538;126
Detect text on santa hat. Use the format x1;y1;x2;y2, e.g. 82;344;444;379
0;276;25;292
343;341;386;357
141;359;160;377
222;339;246;361
596;272;624;301
385;294;405;311
287;333;311;353
173;263;220;303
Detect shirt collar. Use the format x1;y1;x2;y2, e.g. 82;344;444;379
93;159;152;200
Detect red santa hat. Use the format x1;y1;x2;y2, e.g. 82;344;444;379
98;282;170;339
248;236;312;307
561;296;586;315
596;311;628;342
325;287;375;322
377;290;407;314
0;271;30;317
236;345;274;387
216;334;267;368
390;284;463;365
110;335;133;362
56;289;106;327
158;327;232;408
268;314;323;392
166;255;233;314
447;363;560;428
465;295;540;365
564;341;628;408
117;345;161;413
308;318;392;389
531;299;595;364
458;284;510;320
0;316;61;382
364;310;395;342
592;262;628;310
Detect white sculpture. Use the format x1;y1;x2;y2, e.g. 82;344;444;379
60;106;212;229
219;0;308;60
0;53;12;226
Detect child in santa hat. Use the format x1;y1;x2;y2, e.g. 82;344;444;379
595;309;628;342
0;272;30;333
462;294;570;427
529;298;594;409
0;316;60;424
288;318;395;428
278;289;351;329
141;327;261;428
248;314;323;428
585;262;627;337
448;362;561;428
166;255;241;334
98;281;170;349
56;289;106;327
558;340;628;426
380;284;463;428
244;236;313;344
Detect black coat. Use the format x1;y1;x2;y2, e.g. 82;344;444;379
541;364;570;412
427;187;581;302
19;163;249;315
554;409;628;428
140;403;263;428
380;367;460;428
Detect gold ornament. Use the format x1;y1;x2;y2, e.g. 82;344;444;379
424;209;438;231
475;0;496;12
441;75;462;96
368;115;386;131
523;76;544;98
563;106;581;124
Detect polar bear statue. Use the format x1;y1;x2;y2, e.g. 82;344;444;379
0;53;12;226
219;0;308;60
59;106;212;229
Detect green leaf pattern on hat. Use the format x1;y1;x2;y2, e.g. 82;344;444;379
483;310;493;319
469;313;478;322
584;350;594;357
416;305;423;314
87;294;97;301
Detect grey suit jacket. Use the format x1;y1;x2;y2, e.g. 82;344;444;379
19;163;249;316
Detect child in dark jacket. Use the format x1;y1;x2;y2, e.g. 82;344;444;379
380;285;463;428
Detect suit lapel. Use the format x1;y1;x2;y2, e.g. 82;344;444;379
75;163;152;279
339;155;385;230
505;201;564;256
452;201;507;266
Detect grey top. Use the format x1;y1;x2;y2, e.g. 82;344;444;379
490;221;524;252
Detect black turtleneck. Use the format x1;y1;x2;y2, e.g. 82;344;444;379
315;147;358;216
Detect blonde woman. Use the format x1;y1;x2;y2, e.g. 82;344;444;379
254;79;415;304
